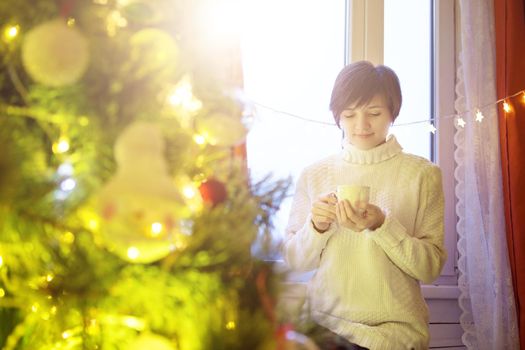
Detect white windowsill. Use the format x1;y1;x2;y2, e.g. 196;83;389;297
421;284;460;299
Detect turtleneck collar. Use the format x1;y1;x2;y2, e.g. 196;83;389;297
341;135;403;164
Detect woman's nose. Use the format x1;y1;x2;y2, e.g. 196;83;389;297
355;115;370;130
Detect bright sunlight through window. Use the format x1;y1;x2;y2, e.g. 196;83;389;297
242;0;432;254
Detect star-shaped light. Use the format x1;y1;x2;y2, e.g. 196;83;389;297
503;101;511;113
426;123;437;134
456;117;466;128
475;110;484;122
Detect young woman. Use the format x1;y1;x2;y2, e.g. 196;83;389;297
283;61;447;350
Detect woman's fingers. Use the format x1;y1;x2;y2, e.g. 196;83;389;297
311;193;386;233
335;200;361;232
311;192;338;230
335;201;344;223
340;200;353;219
312;203;336;219
320;192;338;204
362;204;385;230
336;200;378;232
312;215;332;227
312;211;336;224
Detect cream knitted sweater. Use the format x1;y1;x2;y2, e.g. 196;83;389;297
283;136;447;350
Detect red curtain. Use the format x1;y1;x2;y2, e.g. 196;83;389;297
495;0;525;347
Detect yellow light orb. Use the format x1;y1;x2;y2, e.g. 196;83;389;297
0;255;3;267
31;303;39;313
122;316;146;331
7;26;18;37
503;101;511;113
52;138;70;154
151;222;163;236
88;218;99;230
61;231;75;244
182;185;196;199
3;25;19;41
62;331;72;339
225;321;236;330
106;10;128;36
167;78;203;112
193;134;206;145
0;288;5;298
168;82;192;106
127;247;140;260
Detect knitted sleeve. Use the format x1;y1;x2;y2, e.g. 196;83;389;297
282;169;335;272
368;165;447;283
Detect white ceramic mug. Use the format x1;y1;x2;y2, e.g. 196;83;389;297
336;185;370;209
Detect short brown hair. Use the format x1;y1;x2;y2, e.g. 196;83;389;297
329;61;402;127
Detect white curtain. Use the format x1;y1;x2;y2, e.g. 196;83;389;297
455;1;519;349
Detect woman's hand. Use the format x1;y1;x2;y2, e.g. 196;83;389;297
336;200;385;232
311;193;338;233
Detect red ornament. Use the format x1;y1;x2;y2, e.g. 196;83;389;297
102;202;117;220
60;0;77;18
198;178;227;206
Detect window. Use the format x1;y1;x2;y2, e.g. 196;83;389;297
242;0;457;285
384;0;432;160
241;0;346;259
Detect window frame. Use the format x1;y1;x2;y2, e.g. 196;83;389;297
345;0;458;286
432;0;458;286
258;0;459;290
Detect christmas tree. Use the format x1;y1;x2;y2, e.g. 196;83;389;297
0;1;291;349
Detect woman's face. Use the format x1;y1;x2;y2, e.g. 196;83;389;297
339;94;393;150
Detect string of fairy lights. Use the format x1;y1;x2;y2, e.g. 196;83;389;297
250;89;525;134
3;20;524;139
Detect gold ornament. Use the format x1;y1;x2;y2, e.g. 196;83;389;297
128;28;179;79
21;19;89;87
126;333;175;350
95;122;190;264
